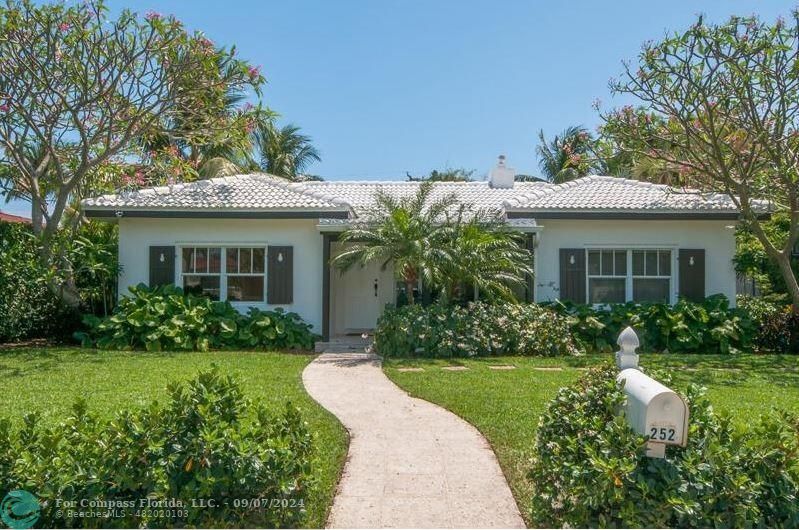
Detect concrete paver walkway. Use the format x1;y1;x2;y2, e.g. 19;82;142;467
302;353;525;529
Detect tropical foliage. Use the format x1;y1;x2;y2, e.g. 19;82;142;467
332;183;532;304
69;221;120;316
374;302;578;358
405;167;474;182
0;367;313;528
76;284;317;351
549;295;758;354
600;11;799;310
529;365;799;528
253;122;321;180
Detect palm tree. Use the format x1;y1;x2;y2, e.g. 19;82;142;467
536;126;597;183
331;184;534;305
434;212;533;303
254;122;321;180
331;182;457;305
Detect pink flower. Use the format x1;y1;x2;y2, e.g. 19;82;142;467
242;102;254;112
145;11;161;21
248;66;261;79
0;104;8;112
58;22;70;32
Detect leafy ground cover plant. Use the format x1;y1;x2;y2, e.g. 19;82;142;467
529;365;799;528
0;367;312;528
548;295;758;354
75;284;318;351
374;302;578;357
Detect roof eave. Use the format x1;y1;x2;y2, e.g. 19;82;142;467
85;207;351;220
505;209;762;220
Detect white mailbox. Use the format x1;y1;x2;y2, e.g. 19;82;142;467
615;327;689;458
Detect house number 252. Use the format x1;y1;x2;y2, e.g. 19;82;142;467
649;426;676;442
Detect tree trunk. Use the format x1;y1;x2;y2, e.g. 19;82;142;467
773;251;799;313
404;280;416;305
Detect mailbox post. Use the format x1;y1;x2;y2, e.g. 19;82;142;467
615;327;689;458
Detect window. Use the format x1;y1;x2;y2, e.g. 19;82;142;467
180;246;265;302
632;250;671;303
587;249;626;303
182;247;221;300
226;247;265;302
585;248;673;304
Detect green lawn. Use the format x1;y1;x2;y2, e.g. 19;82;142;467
0;347;348;529
383;354;799;525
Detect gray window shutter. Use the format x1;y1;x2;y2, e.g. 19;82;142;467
268;246;293;304
149;246;175;288
679;249;705;302
559;248;585;303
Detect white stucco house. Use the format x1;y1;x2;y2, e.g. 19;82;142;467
82;158;751;341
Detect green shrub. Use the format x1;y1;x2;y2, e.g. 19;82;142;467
549;294;757;354
374;302;578;357
739;296;799;353
75;284;318;351
529;365;799;528
0;367;312;528
0;221;79;342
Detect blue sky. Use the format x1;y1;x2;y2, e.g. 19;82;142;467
2;0;794;216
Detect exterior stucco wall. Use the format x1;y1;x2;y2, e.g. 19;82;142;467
533;219;737;305
117;218;324;332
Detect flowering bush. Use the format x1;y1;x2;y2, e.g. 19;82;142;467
529;365;799;527
374;302;578;357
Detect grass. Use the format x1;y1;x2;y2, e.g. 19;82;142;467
0;347;348;529
383;353;799;524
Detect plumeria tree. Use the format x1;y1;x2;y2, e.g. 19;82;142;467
0;0;264;303
600;12;799;311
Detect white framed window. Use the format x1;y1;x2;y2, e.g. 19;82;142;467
587;249;627;304
632;250;671;303
226;247;266;302
180;246;266;303
182;247;222;300
585;248;674;304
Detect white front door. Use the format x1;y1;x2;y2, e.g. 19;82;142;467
339;259;394;333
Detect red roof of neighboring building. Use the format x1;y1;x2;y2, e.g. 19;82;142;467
0;211;32;224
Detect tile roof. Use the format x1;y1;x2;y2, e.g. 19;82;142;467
503;175;757;213
82;174;347;211
289;180;554;217
82;173;762;218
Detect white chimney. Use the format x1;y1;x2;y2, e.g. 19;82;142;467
489;155;515;189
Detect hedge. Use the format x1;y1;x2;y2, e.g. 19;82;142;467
374;302;579;357
529;365;799;527
0;367;313;528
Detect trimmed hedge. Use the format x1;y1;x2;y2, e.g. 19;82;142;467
549;295;757;354
76;284;318;351
529;365;799;527
374;302;579;357
0;367;313;528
